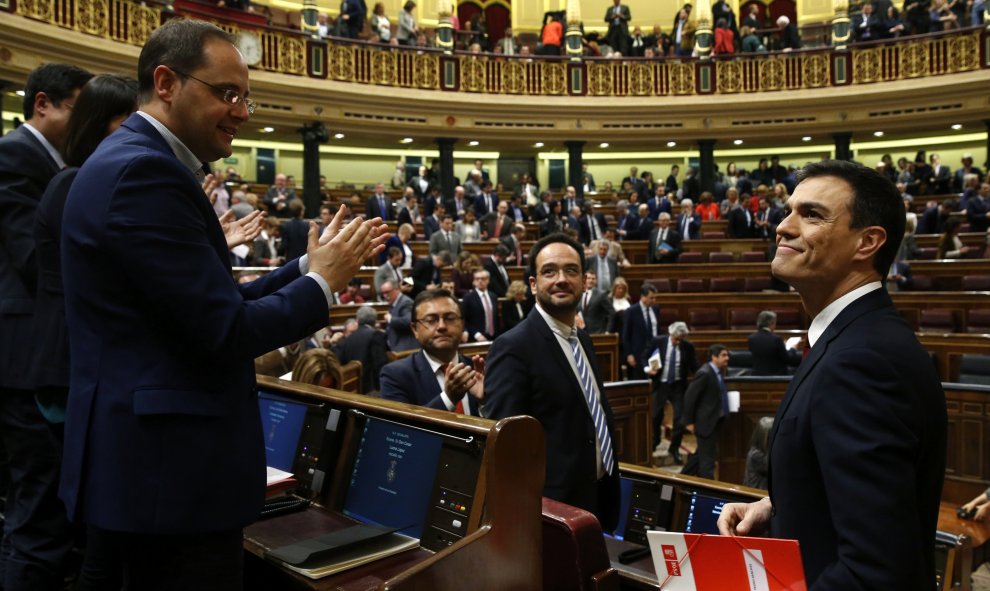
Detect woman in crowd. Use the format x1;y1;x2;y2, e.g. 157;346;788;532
771;182;789;208
291;348;339;388
713;18;735;54
371;2;391;42
724;161;739;189
936;217;970;259
610;277;631;313
695;191;721;221
451;252;481;297
468;12;490;51
540;200;565;236
502;280;530;332
396;0;419;45
743;416;774;489
455;207;482;242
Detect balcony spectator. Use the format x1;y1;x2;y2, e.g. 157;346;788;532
673;7;696;56
665;164;680;195
853;2;885;41
339;0;367;39
316;12;332;38
371;2;391;42
903;0;931;34
605;0;632;56
539;13;563;55
468;12;490;51
714;18;736;54
885;5;907;36
954;153;983;193
742;3;763;29
217;0;254;13
928;153;952;194
629;27;647;56
396;0;418;45
774;15;801;51
497;27;519;54
929;0;959;29
739;25;766;51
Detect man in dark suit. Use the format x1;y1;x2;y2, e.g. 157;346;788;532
718;160;946;591
279;199;309;261
501;223;527;266
408;165;431;200
484;233;620;531
422;202;444;240
622;282;660;379
966;182;990;233
444;185;470;221
886;259;914;292
531;191;553;223
365;181;392;221
340;0;366;39
484;244;511;298
60;20;387;586
0;61;91;590
648;212;682;263
380;280;418;352
584;240;619;292
852;2;885;41
643;321;698;464
410;251;451;297
682;345;731;479
748;310;801;375
428;215;462;258
481;200;513;241
474;181;499;217
917;198;956;234
675;199;702;240
646;186;674;221
462;269;500;342
577;273;614;334
605;0;632;56
333;305;387;393
928;153;952;195
579;205;609;245
380;289;484;416
263;173;296;217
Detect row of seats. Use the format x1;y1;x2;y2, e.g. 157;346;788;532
917;309;990;334
644;276;780;294
675;251;767;264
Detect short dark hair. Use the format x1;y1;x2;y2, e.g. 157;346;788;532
412;288;460;323
796;160;904;276
640;282;658;296
22;63;93;120
63;75;138;167
708;343;728;359
137;19;233;102
527;232;585;278
494;244;511;258
288;199;305;218
387;246;402;258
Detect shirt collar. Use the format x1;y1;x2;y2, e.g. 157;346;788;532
807;281;882;347
135;111;203;176
534;302;575;340
21;122;66;169
421;350;449;375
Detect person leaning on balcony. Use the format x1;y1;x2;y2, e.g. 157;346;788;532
774;15;801;51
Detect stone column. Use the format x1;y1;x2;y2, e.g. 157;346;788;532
565;141;585;200
436;137;456;202
833;132;853;162
698;139;717;193
299;122;327;215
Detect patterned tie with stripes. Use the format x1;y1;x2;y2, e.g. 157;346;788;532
568;331;615;475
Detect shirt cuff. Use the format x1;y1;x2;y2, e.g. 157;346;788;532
440;390;456;411
305;271;335;309
298;254;309;274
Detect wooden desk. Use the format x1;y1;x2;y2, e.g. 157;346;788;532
938;501;990;591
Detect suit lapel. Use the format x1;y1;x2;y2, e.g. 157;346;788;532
413;351;442;399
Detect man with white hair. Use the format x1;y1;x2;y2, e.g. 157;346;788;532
675;198;701;240
643;322;698;463
776;15;801;51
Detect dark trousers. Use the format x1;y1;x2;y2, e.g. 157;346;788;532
682;419;722;480
0;388;72;591
82;527;243;591
651;380;686;452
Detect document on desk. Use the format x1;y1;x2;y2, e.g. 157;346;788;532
646;531;806;591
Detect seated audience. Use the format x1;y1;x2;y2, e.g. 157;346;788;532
332;305;387;393
501;280;531;333
648;212;682;263
380;289;484;415
462;269;500;342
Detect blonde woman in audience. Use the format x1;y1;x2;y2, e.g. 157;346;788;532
610;277;631;312
455;207;482;242
771;183;789;208
290;348;339;388
502;280;530;332
397;223;415;269
371;2;391;42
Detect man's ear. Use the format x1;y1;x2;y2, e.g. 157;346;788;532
32;92;53;119
152;65;180;105
854;225;886;262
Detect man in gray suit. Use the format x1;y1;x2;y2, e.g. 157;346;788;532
374;246;405;296
584;241;619;292
605;0;632;56
577;273;614;334
380;280;418;352
428;215;462;258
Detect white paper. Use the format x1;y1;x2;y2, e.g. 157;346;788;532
785;336;802;350
743;548;770;591
727;390;741;413
266;466;293;485
648;349;663;373
231;244;250;259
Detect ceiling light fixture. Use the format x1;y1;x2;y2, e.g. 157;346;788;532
801;136;812;141
468;140;479;146
873;131;884;137
534;142;544;148
666;141;676;148
951;124;962;130
261;127;274;133
333;133;345;139
733;139;743;145
400;137;414;144
599;142;609;148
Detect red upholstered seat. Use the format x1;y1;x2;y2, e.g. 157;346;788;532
729;308;759;329
703;231;725;239
916;247;937;260
709;277;739;292
541;498;619;591
708;252;735;264
689;309;722;330
677;251;705;264
918;309;956;333
911;275;934;291
772;308;802;330
961;275;990;290
740;251;766;263
743;277;772;291
648;278;672;293
965;310;990;334
676;279;705;293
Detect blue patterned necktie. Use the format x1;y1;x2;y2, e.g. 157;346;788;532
568;331;615;475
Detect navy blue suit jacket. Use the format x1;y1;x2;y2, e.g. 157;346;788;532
365;194;392;221
622;302;661;364
675;213;702;240
0;125;60;390
462;289;500;341
379;351;481;416
60;114;331;534
768;288;946;589
483;311;620;531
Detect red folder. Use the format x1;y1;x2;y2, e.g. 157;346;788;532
646;531;807;591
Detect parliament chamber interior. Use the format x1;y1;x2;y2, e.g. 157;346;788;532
1;0;989;587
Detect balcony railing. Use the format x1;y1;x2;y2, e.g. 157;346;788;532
5;0;987;96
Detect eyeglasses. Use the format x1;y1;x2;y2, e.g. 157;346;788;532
171;68;257;115
416;313;462;328
539;265;582;279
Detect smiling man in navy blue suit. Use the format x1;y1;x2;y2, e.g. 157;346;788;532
718;161;946;591
59;20;386;587
379;289;484;416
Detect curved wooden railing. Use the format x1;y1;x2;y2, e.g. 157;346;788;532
3;0;987;96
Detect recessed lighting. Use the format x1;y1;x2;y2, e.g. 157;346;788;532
533;142;544;148
333;133;345;139
873;131;884;137
599;142;609;148
400;137;413;144
15;90;25;97
802;136;812;141
733;139;743;145
261;127;275;133
468;140;479;147
951;124;962;130
666;141;676;148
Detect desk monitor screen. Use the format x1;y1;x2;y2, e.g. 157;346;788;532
609;476;675;545
684;492;730;535
258;391;337;496
342;416;444;539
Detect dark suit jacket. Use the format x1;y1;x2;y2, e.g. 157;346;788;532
584;256;619;289
500;298;529;333
483;311;620;531
380;351;481;416
579;213;609;245
768;288;946;589
410;257;442;296
648;226;682;263
748;329;799;375
365;194;392;221
484;259;510;297
423;214;441;239
333;324;387;393
622;302;661;364
852;12;885;41
462;289;500;341
966;195;989;233
683;363;724;437
726;207;754;239
579;289;614;334
646;197;673;220
480;213;513;241
473;193;499;217
675;213;701;240
642;336;698;385
60;113;331;533
386;293;418;352
280;217;309;262
0;125;60;391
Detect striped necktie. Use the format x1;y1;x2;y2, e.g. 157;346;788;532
568;331;615;475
